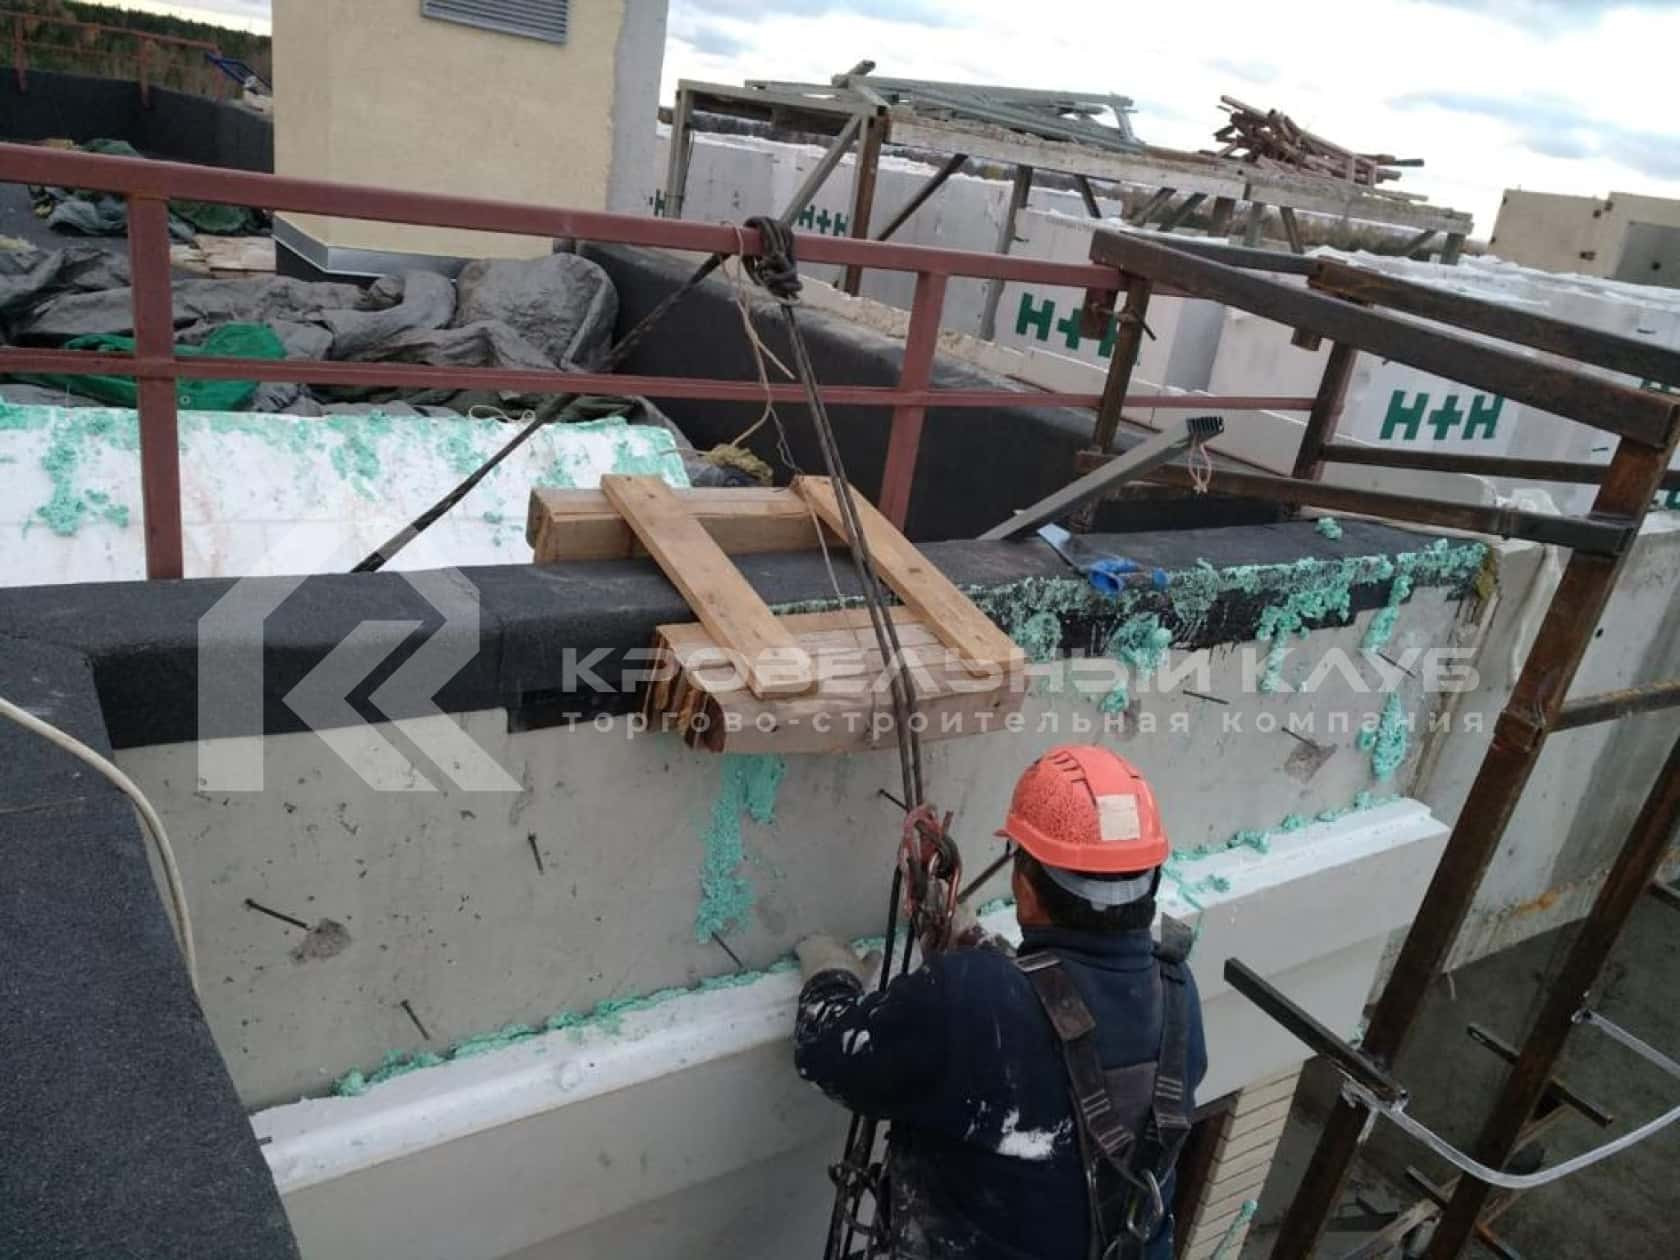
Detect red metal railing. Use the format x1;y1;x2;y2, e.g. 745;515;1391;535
5;9;227;103
0;142;1313;577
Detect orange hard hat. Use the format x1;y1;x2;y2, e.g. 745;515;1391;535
1000;745;1169;875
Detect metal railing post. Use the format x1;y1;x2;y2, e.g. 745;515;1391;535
1091;275;1152;453
877;271;947;527
127;196;184;579
1271;422;1680;1254
1291;340;1358;481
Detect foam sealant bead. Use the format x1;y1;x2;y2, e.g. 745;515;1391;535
693;754;787;943
961;538;1485;698
1357;692;1410;780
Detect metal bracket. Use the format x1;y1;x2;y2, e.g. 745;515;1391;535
979;415;1223;540
1228;958;1680;1194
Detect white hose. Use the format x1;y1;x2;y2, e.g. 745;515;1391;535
0;694;198;995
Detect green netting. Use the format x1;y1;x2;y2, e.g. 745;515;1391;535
14;322;286;410
35;139;267;235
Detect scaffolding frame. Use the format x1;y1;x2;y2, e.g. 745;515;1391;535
1082;226;1680;1258
660;75;1477;337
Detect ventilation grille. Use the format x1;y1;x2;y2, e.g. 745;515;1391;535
421;0;568;45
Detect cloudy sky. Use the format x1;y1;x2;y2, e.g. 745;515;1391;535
166;0;1680;234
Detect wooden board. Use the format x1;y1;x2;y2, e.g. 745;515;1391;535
792;477;1023;677
645;607;1025;754
196;234;276;273
888;117;1248;200
600;476;815;698
527;487;831;562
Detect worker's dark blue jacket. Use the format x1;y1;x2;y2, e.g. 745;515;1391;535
795;924;1207;1260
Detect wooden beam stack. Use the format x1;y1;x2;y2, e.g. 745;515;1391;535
1209;96;1421;189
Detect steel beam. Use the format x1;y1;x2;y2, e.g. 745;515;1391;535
842;114;885;295
1090;229;1680;445
878;272;948;527
127;196;182;580
1140;464;1632;553
875;152;967;242
1270;421;1680;1255
979;416;1222;539
1321;442;1680;491
0;142;1121;288
1292;342;1358;481
1555;680;1680;730
1312;259;1680;388
1090;276;1153;452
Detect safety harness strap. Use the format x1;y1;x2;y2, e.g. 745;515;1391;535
1018;945;1193;1260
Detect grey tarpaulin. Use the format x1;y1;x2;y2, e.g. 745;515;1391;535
0;247;638;416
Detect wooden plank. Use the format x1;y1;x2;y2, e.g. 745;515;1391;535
649;608;1024;754
194;233;275;273
527;487;828;561
600;475;814;698
792;476;1023;677
1278;206;1305;254
1243;169;1473;232
887;117;1248;199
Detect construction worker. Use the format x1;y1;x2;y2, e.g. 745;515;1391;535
795;745;1207;1260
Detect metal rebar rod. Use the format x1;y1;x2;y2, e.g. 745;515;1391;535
875;152;967;242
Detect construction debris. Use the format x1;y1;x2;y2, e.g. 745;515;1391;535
1210;96;1423;189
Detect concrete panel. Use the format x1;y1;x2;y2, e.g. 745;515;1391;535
253;803;1443;1260
117;569;1466;1107
651;130;1125;337
1421;519;1680;965
0;408;689;585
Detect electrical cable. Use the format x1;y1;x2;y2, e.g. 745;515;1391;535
0;694;198;995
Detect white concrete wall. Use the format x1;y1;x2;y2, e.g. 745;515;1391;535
662;128;1680;515
118;571;1469;1107
0;408;688;585
654;130;1125;338
1417;518;1680;964
253;794;1441;1260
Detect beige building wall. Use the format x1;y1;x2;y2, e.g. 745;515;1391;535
1492;188;1680;285
274;0;666;266
1488;189;1615;276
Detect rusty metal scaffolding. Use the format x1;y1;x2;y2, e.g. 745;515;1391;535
660;74;1477;337
4;7;231;103
1081;227;1680;1257
0;140;1321;576
0;139;1675;1253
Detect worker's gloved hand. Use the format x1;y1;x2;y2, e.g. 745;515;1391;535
797;933;868;984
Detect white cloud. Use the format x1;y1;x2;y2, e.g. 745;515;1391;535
664;0;1680;235
129;0;1680;237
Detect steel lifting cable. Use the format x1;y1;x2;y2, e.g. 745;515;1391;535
733;216;940;1260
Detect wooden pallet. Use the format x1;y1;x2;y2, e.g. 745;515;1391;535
528;476;1026;753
